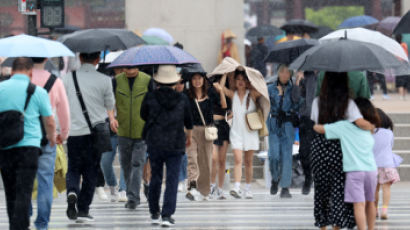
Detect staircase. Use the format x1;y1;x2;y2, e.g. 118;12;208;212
389;113;410;181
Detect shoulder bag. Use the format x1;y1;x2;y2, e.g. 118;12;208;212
195;99;218;141
245;93;268;137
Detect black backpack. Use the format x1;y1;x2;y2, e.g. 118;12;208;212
40;74;57;146
0;83;36;148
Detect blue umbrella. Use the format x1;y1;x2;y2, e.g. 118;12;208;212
339;15;379;29
107;45;199;68
0;34;74;57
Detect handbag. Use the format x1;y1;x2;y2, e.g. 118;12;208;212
195;99;218;141
0;83;35;148
72;71;112;154
245;93;264;131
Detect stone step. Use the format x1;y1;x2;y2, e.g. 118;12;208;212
394;150;410;165
389;113;410;124
392;137;410;150
398;164;410;181
393;124;410;137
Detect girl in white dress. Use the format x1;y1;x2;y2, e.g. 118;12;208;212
222;69;262;199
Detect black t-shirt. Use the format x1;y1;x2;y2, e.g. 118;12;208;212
187;88;217;126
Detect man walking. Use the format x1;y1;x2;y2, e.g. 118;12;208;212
0;57;56;230
250;37;268;77
30;57;70;230
114;66;152;209
63;52;117;221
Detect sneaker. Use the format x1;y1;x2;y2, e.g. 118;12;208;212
95;187;108;201
216;188;226;200
302;178;312;195
200;194;210;201
210;184;217;198
383;94;390;100
229;187;242;199
280;188;292;198
381;207;388;220
125;200;139;209
151;213;160;225
118;190;127;202
161;216;175;227
109;186;119;202
244;190;253;199
76;212;94;223
143;183;149;200
270;180;279;195
186;188;199;201
370;95;375;100
178;182;184;192
66;192;78;220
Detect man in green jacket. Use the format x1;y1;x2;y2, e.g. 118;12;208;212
316;71;371;99
115;67;153;209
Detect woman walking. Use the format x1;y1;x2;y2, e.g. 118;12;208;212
268;65;301;198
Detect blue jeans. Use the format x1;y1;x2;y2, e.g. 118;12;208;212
100;135;126;191
178;154;187;182
268;122;294;188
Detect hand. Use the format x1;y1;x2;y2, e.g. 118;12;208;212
110;119;119;133
56;134;63;145
186;136;192;147
47;134;57;147
213;82;222;92
296;71;304;86
277;86;283;95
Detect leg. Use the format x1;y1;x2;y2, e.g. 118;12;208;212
179;154;187;182
143;159;151;185
353;202;366;230
268;134;280;183
162;152;183;217
366;201;376;230
100;137;118;187
196;135;213;196
186;129;200;188
118;137;134;199
375;183;380;211
148;152;164;216
367;73;375;95
211;145;219;185
66;136;83;196
244;150;254;184
1;154;18;226
279;123;294;189
217;141;229;188
378;73;388;95
381;183;391;207
35;144;57;229
128;140;147;204
232;149;243;183
298;117;313;186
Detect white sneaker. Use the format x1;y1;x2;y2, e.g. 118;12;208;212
383;94;390;100
95;187;108;201
118;190;127;202
178;182;184;192
229;187;242;199
216;188;226;200
244;190;253;199
109;186;119;202
210;184;217;198
186;188;199;201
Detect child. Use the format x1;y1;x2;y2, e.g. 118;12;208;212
313;97;379;230
373;108;401;220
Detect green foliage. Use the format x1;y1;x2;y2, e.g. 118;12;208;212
306;6;365;30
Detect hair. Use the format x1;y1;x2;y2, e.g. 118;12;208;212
12;57;33;72
79;52;100;63
376;108;394;131
318;72;350;124
354;97;381;127
188;73;208;99
174;42;183;50
277;64;293;80
396;34;403;43
31;57;46;64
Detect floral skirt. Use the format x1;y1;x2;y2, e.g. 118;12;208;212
378;168;400;184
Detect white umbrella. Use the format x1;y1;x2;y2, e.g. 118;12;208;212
100;50;124;63
320;28;408;62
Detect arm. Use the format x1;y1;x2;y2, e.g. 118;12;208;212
183;95;194;147
222;85;234;99
55;79;70;142
104;79;118;132
213;74;228;109
107;109;118;133
43;116;56;146
354;118;375;131
140;94;150;122
313;124;325;134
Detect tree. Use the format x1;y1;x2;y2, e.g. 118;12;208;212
306;6;365;29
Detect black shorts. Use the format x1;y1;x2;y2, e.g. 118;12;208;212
396;75;410;88
213;120;230;146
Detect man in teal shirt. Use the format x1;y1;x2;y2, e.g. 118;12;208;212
0;58;55;230
316;71;371;99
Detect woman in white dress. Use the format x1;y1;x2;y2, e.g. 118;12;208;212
222;68;262;199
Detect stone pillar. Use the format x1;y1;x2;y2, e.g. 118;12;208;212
401;0;410;15
125;0;245;72
372;0;383;20
293;0;304;19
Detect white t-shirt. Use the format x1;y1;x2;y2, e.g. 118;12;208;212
310;97;363;124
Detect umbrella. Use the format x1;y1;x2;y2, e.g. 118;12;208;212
309;26;333;39
0;34;74;58
320;28;408;61
107;45;199;68
376;16;400;36
143;28;174;45
180;63;207;82
58;28;146;53
208;57;270;121
280;19;318;34
246;25;284;44
338;15;379;29
264;39;318;64
289;38;407;73
394;10;410;34
141;35;169;45
1;57;57;72
99;51;124;63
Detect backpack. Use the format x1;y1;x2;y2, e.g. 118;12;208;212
0;83;36;148
40;74;57;146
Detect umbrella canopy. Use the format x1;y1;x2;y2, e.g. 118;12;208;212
2;57;57;72
141;35;169;45
338;15;379;28
280;19;318;34
264;39;318;64
107;45;199;68
208;57;270;121
58;28;145;53
289;39;407;73
99;50;124;63
376;16;400;36
180;63;207;82
246;25;284;44
309;26;333;39
0;34;74;58
394;10;410;34
143;28;174;45
320;28;408;61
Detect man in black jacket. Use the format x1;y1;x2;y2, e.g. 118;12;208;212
141;65;193;227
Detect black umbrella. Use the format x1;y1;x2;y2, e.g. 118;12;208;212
310;26;333;39
246;25;284;44
264;39;318;65
280;19;319;34
1;57;57;73
289;38;407;73
58;28;146;53
180;63;207;82
394;10;410;34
